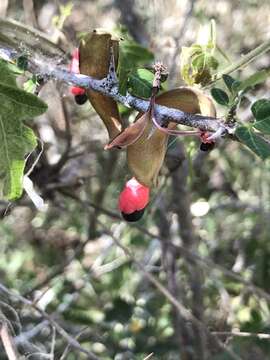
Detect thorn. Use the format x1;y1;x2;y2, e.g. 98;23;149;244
108;46;117;83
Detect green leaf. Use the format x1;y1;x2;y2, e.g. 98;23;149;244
211;88;230;106
23;75;40;93
180;45;204;85
0;61;47;200
236;126;270;160
251;99;270;134
180;49;219;86
191;53;218;72
128;68;154;98
0;84;47;117
180;21;220;86
0;60;21;87
222;74;240;92
118;39;154;95
251;99;270;120
118;103;132;117
23;79;37;93
235;69;270;92
206;55;219;69
190;53;218;85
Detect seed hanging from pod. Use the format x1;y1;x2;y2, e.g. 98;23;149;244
118;178;150;222
69;48;88;105
127;87;216;187
199;131;215;151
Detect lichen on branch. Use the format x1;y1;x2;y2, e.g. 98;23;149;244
0;45;230;137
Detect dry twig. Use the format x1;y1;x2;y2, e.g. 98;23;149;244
0;284;100;360
0;321;21;360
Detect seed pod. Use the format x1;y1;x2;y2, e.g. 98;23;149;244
105;110;150;150
79;29;123;139
127;87;216;187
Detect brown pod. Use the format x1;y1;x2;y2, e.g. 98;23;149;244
79;29;123;140
127;87;216;187
105;110;150;150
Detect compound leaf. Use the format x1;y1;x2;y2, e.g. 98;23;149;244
236;126;270;160
0;60;47;200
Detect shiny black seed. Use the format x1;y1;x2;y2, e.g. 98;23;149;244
75;93;88;105
121;208;145;222
200;142;215;152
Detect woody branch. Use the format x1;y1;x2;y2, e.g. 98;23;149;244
0;46;231;136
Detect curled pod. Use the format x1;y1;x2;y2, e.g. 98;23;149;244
127;87;216;187
79;29;123;140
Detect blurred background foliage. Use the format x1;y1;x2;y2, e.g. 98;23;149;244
0;0;270;359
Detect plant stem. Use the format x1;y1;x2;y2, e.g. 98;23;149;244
216;38;270;79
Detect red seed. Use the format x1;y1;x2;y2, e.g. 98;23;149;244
71;86;86;96
70;48;86;97
118;178;150;215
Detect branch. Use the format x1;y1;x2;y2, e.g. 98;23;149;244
97;219;242;360
143;353;154;360
60;192;270;306
213;331;270;340
0;321;20;360
0;283;100;360
0;46;229;136
214;38;270;80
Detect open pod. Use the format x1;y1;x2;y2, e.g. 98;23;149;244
79;29;123;140
127;87;216;187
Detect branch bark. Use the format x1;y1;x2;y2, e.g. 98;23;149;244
166;142;207;360
0;46;230;136
157;199;191;360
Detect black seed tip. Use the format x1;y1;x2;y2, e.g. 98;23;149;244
74;93;88;105
121;208;145;222
200;142;215;152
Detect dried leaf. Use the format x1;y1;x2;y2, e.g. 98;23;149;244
105;111;149;149
127;87;216;187
79;29;123;140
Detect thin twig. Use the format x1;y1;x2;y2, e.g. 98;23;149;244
0;284;100;360
143;353;154;360
70;192;270;306
158;204;190;360
0;321;21;360
50;326;56;360
212;331;270;340
97;220;242;360
60;327;90;360
214;38;270;81
57;191;270;306
23;235;90;297
15;320;49;345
